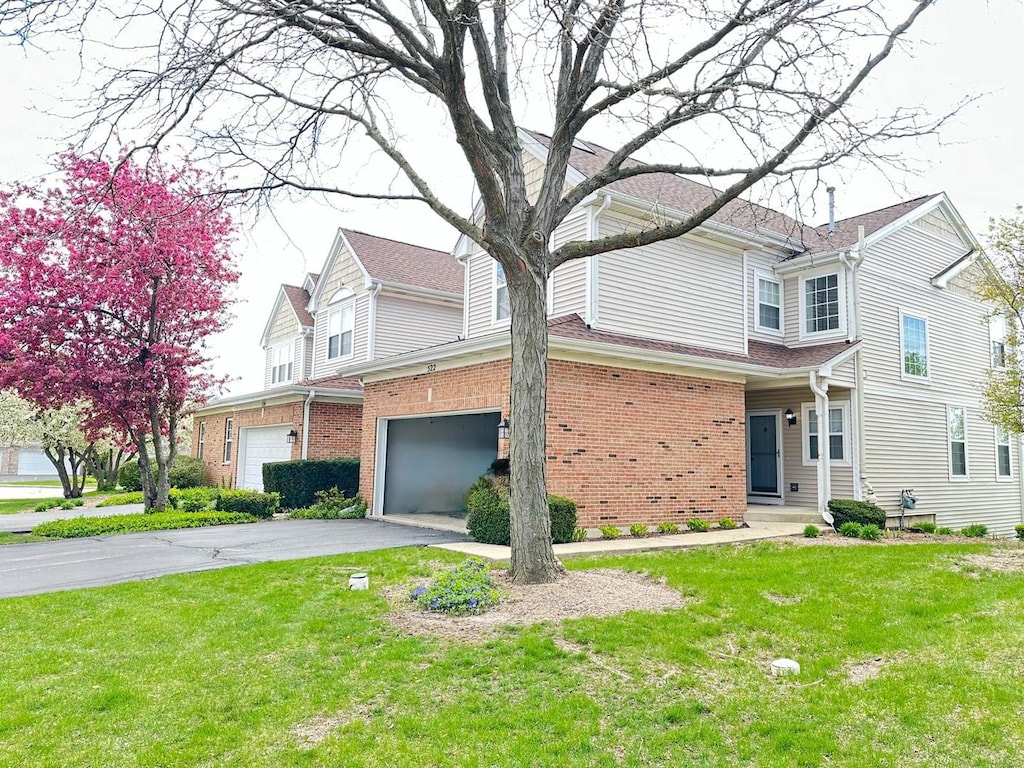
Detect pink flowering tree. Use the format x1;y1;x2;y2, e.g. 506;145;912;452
0;152;238;510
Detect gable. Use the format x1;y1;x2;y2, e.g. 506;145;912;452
310;232;370;312
911;208;970;249
261;291;301;348
945;261;985;299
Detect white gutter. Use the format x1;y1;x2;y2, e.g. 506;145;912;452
301;389;315;459
366;283;383;360
375;281;462;303
586;194;612;326
840;225;868;501
809;370;832;526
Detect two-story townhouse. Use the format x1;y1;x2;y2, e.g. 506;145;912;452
341;129;1023;535
192;229;464;491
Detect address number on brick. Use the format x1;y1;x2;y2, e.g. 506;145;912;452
425;364;437;373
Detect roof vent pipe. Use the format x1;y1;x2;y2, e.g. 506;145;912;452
827;186;837;236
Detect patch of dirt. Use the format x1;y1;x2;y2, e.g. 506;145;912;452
292;710;367;747
761;592;802;605
386;569;686;642
788;531;1000;547
845;653;906;684
958;550;1024;573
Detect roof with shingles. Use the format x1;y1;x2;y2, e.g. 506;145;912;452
342;229;463;295
282;284;314;327
800;193;943;254
295;374;363;391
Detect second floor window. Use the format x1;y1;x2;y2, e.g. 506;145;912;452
328;303;354;359
900;313;929;379
494;262;510;322
993;341;1007;369
948;406;967;478
197;421;206;460
271;342;293;384
223;418;234;464
804;273;840;334
756;276;782;332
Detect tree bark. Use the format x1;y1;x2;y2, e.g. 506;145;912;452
507;251;563;584
45;446;74;499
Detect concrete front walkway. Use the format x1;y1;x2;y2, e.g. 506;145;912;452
431;520;808;562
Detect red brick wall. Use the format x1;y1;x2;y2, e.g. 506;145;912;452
360;358;746;526
193;400;362;487
0;448;19;475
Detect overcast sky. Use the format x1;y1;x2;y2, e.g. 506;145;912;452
1;2;1022;396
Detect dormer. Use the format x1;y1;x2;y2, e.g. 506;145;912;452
260;283;316;389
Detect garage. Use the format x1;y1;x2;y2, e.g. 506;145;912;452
381;411;500;515
237;425;294;491
17;449;62;476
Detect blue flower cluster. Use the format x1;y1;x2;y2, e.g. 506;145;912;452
409;558;499;615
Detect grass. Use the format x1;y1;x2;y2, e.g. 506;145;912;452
0;479;97;489
0;489;118;515
0;542;1022;766
0;532;48;545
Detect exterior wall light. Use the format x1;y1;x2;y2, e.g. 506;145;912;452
497;417;510;441
785;409;797;427
286;429;299;444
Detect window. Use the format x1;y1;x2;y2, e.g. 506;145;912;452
992;340;1007;370
900;313;929;379
223;418;234;464
755;275;782;333
802;402;849;465
990;314;1008;369
197;422;206;460
494;262;510;322
948;406;967;479
804;273;840;334
328;304;354;359
996;426;1012;479
271;342;294;384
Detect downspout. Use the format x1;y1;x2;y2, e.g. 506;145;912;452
585;194;612;327
301;389;315;460
809;370;832;526
366;282;383;360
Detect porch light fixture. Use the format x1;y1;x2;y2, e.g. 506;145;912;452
497;417;511;441
785;409;797;427
286;429;299;444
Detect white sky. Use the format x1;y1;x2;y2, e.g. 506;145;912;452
1;2;1022;396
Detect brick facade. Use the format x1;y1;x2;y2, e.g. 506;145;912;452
0;447;19;475
193;400;362;487
360;358;746;527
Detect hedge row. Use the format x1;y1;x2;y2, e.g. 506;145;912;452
33;512;258;539
95;487;279;518
117;456;208;491
465;475;577;545
262;459;359;509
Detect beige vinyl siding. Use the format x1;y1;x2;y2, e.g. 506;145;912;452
317;240;366;305
857;224;1021;535
912;210;967;246
301;334;314;381
311;292;370;378
263;301;301;389
464;251;497;338
595;210;745;352
523;151;546;204
745;387;854;507
374;294;463;358
946;262;984;300
550;210;590;318
783;264;848;347
747;251;786;343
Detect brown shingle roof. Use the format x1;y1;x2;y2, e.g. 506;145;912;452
801;193;942;254
547;314;853;370
342;229;463;295
282;284;314;327
296;374;363;391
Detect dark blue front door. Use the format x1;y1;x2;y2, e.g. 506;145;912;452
749;414;779;495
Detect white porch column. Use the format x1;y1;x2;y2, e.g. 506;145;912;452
809;371;831;523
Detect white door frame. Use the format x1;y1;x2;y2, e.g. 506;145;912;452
746;409;784;504
235;423;292;490
372;407;502;517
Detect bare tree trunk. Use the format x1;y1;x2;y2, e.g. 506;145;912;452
44;446;74;499
507;254;562;584
85;446;130;492
148;399;172;512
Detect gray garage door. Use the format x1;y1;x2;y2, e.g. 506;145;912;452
383;412;500;514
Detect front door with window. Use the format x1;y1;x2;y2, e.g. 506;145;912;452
748;412;781;496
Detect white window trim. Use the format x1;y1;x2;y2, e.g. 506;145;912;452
947;405;969;482
327;300;356;361
223;417;234;465
197;421;206;460
898;309;931;384
492;260;510;326
801;401;851;467
753;270;784;336
995;425;1013;481
271;340;294;384
990;314;1008;371
798;268;846;342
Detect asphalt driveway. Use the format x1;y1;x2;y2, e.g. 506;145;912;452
0;519;466;597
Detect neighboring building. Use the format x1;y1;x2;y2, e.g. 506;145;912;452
340;129;1023;535
192;229;464;490
0;444;67;481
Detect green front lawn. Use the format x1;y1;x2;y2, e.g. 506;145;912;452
1;542;1022;766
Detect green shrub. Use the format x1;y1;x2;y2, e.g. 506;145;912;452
33;499;63;512
570;527;588;542
803;524;820;538
937;526;953;536
118;461;142;491
288;488;367;519
96;492;145;507
464;476;577;545
838;521;863;538
961;524;989;538
216;490;280;519
1016;524;1024;541
858;524;883;541
33;511;257;538
657;521;680;534
262;459;359;509
688;518;711;532
827;499;886;529
718;517;737;530
914;521;938;534
168;456;207;489
173;487;219;513
629;523;649;538
59;500;75;510
409;558;499;615
599;525;621;539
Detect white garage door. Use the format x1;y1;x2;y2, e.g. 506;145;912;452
17;449;62;475
239;426;293;491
